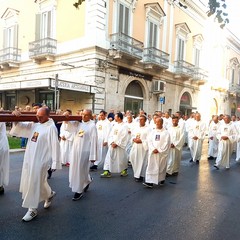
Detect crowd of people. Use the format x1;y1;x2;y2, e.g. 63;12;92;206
0;105;239;222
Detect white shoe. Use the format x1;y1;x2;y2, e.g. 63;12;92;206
44;191;56;209
22;209;37;222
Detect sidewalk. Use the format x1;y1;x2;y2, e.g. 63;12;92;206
9;148;26;153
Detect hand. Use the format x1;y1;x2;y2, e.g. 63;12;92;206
171;143;175;148
90;160;95;163
12;110;21;117
111;143;117;148
153;149;159;154
103;142;108;146
193;136;198;140
61;136;66;141
221;136;229;140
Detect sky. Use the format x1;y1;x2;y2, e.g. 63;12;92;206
225;1;240;38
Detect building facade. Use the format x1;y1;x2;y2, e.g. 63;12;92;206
0;0;239;120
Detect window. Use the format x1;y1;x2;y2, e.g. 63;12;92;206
231;69;235;84
177;37;185;60
148;21;158;48
118;3;130;34
35;10;52;40
1;8;19;49
145;3;165;49
193;34;203;67
175;23;191;61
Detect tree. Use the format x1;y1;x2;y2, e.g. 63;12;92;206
36;0;230;28
173;0;229;28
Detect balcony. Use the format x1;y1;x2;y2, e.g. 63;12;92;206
228;83;240;95
109;32;143;61
0;47;21;69
143;47;169;70
192;67;208;85
29;37;57;62
174;60;195;80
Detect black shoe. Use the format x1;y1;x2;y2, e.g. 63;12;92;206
189;158;193;163
172;172;178;176
160;180;165;185
135;176;144;182
143;182;153;188
0;186;4;195
83;178;93;192
72;192;83;201
208;156;214;160
196;160;199;164
166;173;171;177
214;164;219;170
47;168;52;179
90;165;98;171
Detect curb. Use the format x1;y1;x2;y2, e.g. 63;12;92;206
9;149;26;153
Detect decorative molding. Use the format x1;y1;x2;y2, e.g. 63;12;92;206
132;0;138;12
175;22;191;38
145;2;166;24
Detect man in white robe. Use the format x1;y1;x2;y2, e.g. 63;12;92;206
125;114;136;159
101;112;128;177
163;111;172;130
60;119;74;166
64;109;97;200
0;122;9;195
143;117;170;188
208;115;220;160
188;113;206;164
129;115;149;182
90;110;111;171
166;116;184;176
214;115;237;169
10;107;62;222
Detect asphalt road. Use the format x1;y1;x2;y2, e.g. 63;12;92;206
1;141;240;240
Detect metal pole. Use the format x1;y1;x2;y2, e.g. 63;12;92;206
54;74;58;111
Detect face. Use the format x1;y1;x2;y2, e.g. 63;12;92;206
99;112;106;120
213;116;218;124
36;108;49;123
155;118;163;129
127;115;132;123
195;113;201;121
33;106;40;112
224;116;230;124
139;117;146;127
82;110;92;122
172;118;179;127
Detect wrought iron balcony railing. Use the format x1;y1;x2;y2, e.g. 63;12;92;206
229;83;240;93
110;32;143;59
143;47;169;69
174;60;195;77
29;37;57;58
192;67;208;81
0;47;21;64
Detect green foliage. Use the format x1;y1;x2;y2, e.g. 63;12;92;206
73;0;85;9
207;0;229;28
8;136;21;149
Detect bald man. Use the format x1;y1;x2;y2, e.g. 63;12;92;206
10;107;62;222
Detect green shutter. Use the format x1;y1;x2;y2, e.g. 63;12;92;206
47;11;52;38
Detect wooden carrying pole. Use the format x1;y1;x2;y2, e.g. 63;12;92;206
0;114;82;122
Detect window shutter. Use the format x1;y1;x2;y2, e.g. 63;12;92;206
35;14;41;40
13;25;18;48
47;11;52;38
124;7;129;35
148;22;153;47
153;23;157;48
3;28;7;48
119;4;124;33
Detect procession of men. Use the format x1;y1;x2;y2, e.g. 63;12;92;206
1;106;240;222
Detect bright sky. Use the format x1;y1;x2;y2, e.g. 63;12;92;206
226;1;240;38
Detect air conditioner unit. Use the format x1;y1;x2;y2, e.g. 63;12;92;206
153;80;166;93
